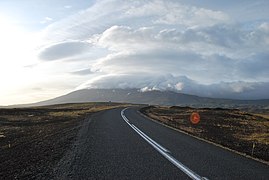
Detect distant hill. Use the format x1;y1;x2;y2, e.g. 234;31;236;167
14;88;269;108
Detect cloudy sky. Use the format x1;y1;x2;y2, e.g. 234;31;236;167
0;0;269;105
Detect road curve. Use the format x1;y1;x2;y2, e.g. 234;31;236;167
53;107;269;180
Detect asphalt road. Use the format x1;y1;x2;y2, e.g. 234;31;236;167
53;107;269;180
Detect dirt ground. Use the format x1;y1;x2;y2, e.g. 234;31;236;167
0;103;128;179
140;106;269;163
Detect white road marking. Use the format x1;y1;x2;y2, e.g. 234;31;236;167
121;109;169;152
121;108;208;180
131;124;170;153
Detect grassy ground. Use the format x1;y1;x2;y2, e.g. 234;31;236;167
140;106;269;163
0;102;129;179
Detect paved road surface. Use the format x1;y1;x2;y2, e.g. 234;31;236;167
53;107;269;179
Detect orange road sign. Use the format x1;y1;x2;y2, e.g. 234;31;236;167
190;112;200;124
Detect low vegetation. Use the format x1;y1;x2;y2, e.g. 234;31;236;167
0;102;129;179
140;106;269;163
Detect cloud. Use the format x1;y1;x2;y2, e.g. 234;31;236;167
207;81;269;99
89;23;269;83
95;24;269;56
77;74;192;90
38;41;92;61
36;0;269;100
77;73;269;99
2;0;269;106
238;53;269;80
97;26;156;51
40;17;53;24
71;68;95;75
41;0;230;43
125;0;229;27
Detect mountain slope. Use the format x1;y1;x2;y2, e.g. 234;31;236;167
27;89;269;107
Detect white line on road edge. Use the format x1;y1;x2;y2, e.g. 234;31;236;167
121;108;208;180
